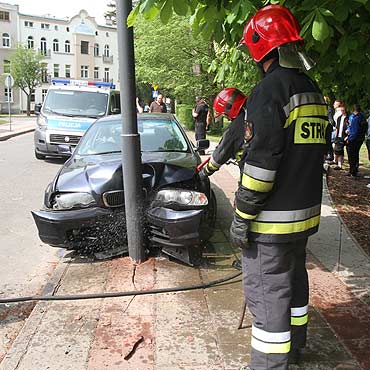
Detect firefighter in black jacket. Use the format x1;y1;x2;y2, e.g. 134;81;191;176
236;5;331;370
199;88;248;179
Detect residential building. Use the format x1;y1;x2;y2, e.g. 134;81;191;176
0;2;20;113
1;3;118;113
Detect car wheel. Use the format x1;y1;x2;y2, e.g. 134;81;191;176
35;150;46;160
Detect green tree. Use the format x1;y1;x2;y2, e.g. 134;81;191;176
10;45;43;116
134;14;218;106
129;0;370;108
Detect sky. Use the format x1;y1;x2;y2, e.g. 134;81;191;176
7;0;112;24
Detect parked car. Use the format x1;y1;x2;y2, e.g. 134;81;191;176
32;113;216;265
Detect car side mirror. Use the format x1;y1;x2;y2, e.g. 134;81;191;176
112;108;120;114
34;103;42;115
196;139;209;151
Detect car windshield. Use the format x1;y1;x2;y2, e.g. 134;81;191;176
42;89;108;118
76;118;189;155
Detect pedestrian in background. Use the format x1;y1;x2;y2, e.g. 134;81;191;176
149;94;167;113
346;104;366;177
333;105;348;170
236;5;331;370
192;96;209;154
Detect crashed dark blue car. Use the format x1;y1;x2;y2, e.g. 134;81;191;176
32;113;216;265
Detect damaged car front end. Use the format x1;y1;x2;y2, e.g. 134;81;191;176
32;114;216;265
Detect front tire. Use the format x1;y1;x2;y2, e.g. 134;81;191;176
35;150;46;160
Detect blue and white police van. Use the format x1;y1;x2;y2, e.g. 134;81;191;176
34;78;120;159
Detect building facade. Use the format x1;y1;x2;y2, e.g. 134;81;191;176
0;2;21;113
0;3;118;113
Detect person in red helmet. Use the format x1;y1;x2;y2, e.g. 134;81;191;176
198;88;248;180
234;5;331;370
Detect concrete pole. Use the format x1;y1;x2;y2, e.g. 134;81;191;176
116;0;146;263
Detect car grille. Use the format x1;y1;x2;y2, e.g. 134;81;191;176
49;134;81;145
103;190;124;208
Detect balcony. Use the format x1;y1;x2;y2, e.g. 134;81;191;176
103;55;113;63
38;49;51;58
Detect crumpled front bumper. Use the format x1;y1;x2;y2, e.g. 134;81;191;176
32;205;205;250
31;207;112;247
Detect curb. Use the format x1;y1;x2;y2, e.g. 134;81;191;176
0;128;35;141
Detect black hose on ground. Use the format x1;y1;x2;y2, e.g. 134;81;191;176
0;268;241;304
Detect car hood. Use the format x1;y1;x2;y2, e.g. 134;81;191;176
54;152;199;194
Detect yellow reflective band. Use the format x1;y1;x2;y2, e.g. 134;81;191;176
236;208;257;220
208;161;219;171
294;117;328;144
251;337;291;354
284;104;328;128
235;150;243;162
291;314;308;326
250;215;320;234
242;174;274;193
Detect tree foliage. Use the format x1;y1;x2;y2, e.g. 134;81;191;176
10;45;43;115
129;0;370;108
134;13;218;105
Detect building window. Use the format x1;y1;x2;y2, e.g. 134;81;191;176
65;64;71;78
104;67;110;82
94;67;99;79
65;40;70;53
94;43;99;57
104;45;110;57
4;60;10;74
53;64;59;78
24;21;33;27
66;26;69;32
54;25;58;30
81;65;88;78
106;32;109;37
42;89;48;102
81;40;89;54
30;89;35;102
4;88;12;101
41;23;50;30
53;39;59;52
2;33;10;48
0;11;10;21
27;36;34;49
40;37;47;55
95;31;98;36
41;63;48;83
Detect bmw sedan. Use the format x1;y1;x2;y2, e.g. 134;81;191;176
32;113;216;265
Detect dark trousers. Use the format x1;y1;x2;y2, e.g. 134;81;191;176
195;121;206;155
242;238;309;370
346;140;363;175
366;138;370;160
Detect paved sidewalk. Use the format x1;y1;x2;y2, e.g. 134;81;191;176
1;128;370;369
0;116;36;141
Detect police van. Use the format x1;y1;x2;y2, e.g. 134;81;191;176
34;78;120;159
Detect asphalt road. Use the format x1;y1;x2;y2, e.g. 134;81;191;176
0;132;63;359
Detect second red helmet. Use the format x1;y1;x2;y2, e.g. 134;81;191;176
213;88;247;120
241;5;304;62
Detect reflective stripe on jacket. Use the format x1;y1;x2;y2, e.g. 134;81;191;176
235;61;331;243
204;108;246;176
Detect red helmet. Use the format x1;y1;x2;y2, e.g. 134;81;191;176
213;88;247;120
241;5;304;62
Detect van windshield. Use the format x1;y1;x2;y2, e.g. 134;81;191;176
43;90;109;118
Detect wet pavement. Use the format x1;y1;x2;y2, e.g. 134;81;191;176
0;123;370;369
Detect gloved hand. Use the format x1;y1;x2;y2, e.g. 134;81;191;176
198;167;209;182
230;216;249;249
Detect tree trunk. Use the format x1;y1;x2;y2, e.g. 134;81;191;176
26;94;31;116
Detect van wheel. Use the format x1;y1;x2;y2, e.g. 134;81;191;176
35;150;46;160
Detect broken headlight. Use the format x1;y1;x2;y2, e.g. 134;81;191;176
155;189;208;207
52;192;96;210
